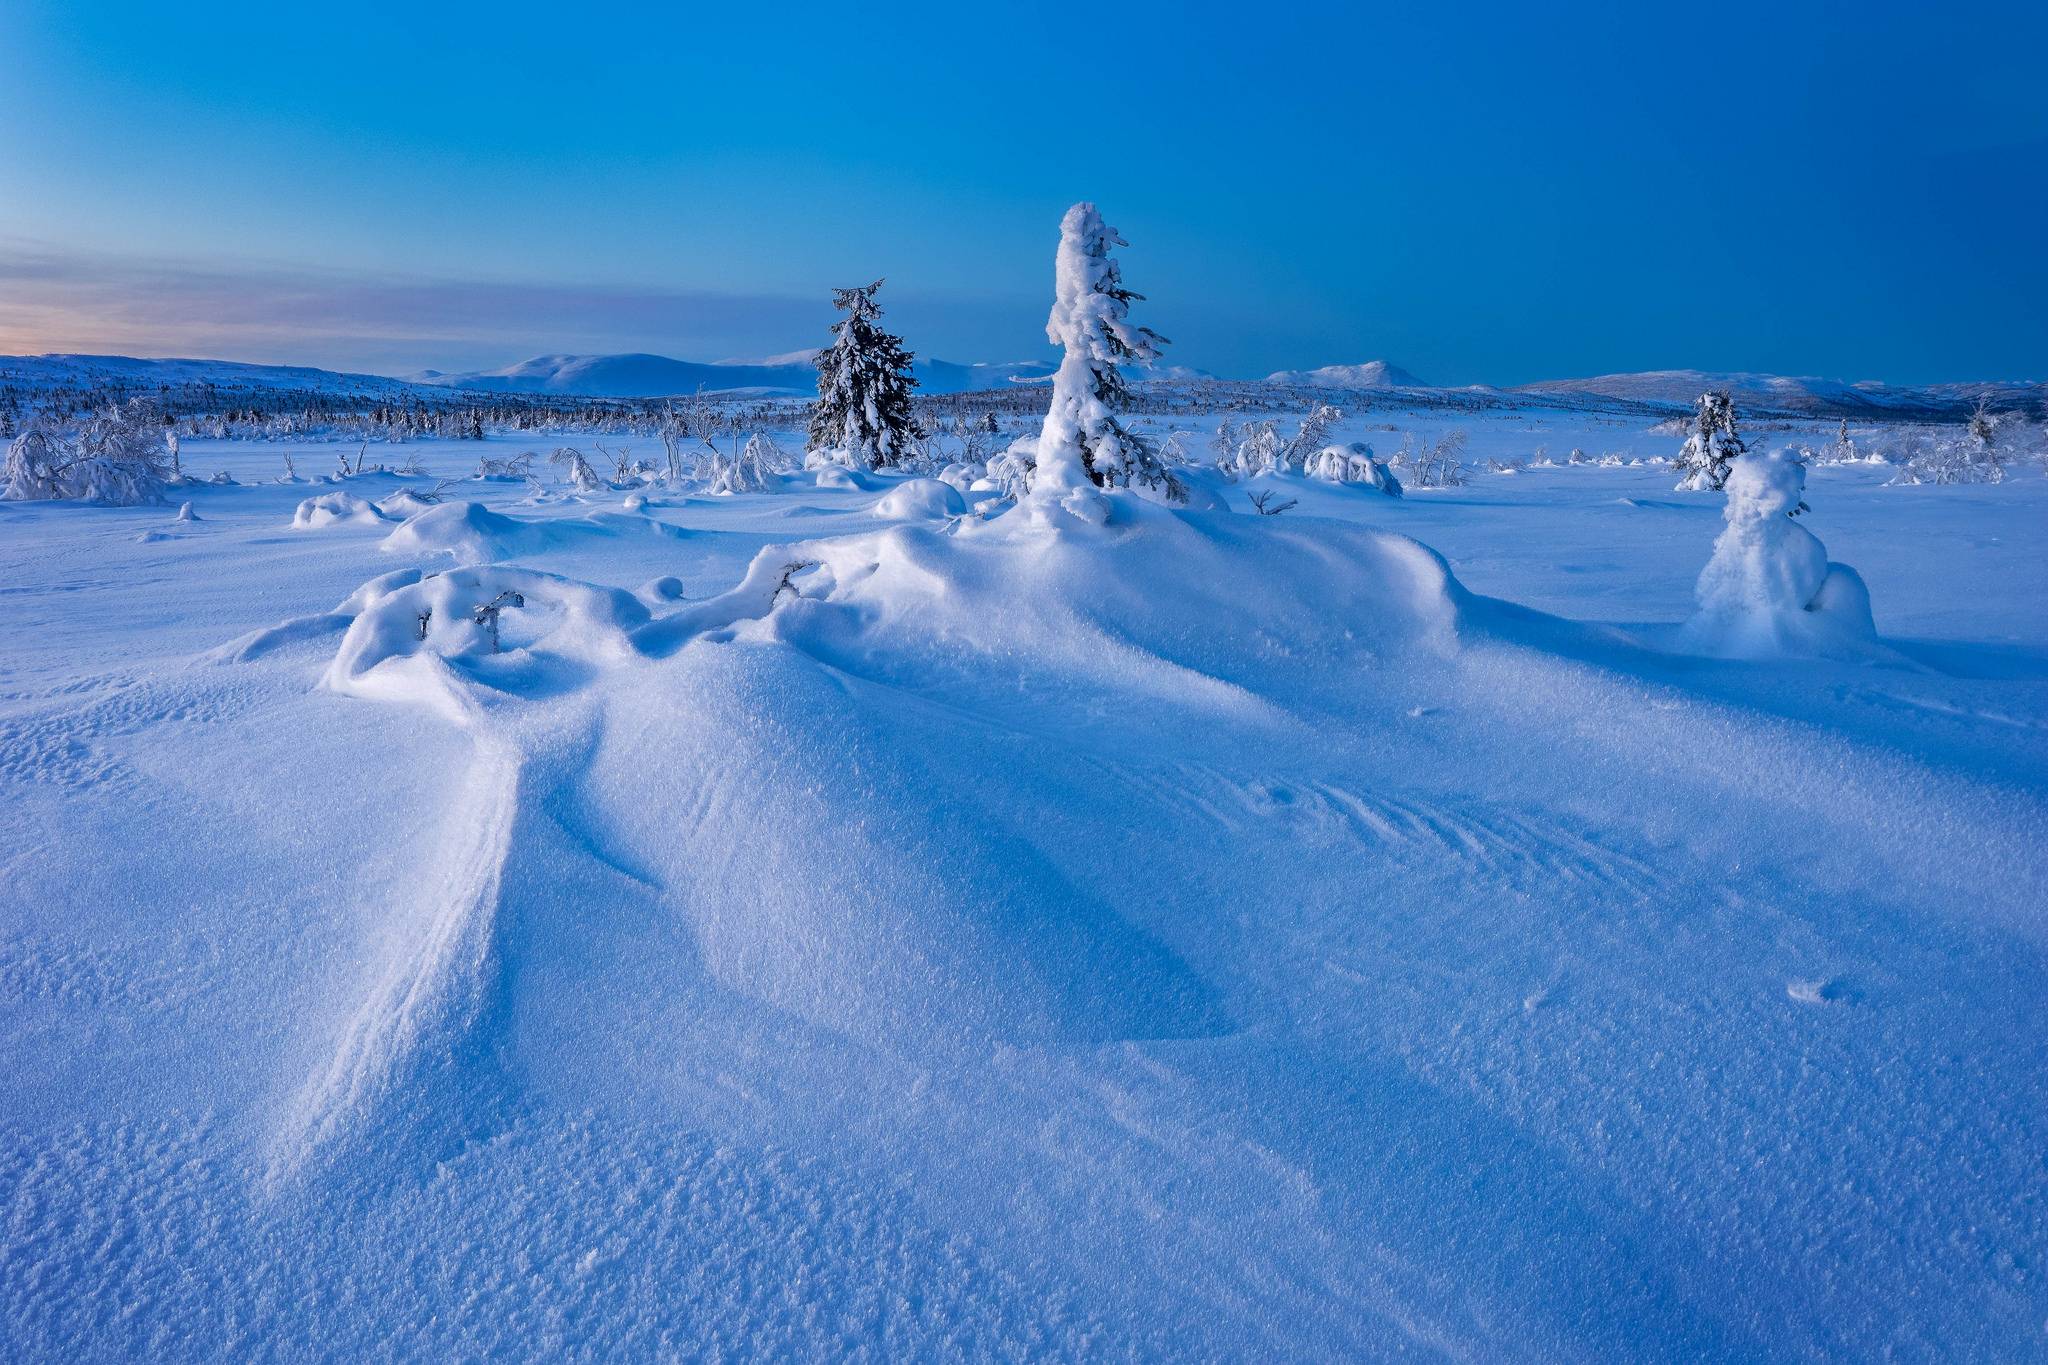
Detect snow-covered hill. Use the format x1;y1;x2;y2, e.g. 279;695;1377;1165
408;352;1055;397
1512;368;2044;417
1265;359;1430;389
0;353;425;399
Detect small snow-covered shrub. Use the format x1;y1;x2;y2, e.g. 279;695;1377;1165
1682;449;1879;659
550;446;603;493
1886;424;2011;485
1406;431;1468;488
477;451;536;480
1303;442;1402;495
701;433;786;495
982;438;1037;502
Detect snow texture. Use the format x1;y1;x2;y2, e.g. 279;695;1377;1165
3;418;2045;1360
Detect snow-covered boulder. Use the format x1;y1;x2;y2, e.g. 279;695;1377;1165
1681;449;1880;659
873;478;967;521
292;492;389;529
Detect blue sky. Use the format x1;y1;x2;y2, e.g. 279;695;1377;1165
2;0;2042;383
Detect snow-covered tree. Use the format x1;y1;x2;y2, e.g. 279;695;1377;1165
1;402;172;504
1226;420;1283;480
1;427;65;501
1029;203;1185;512
1683;447;1877;657
808;279;920;469
702;432;785;495
1967;399;1997;450
549;445;602;492
1673;391;1748;492
1279;404;1342;472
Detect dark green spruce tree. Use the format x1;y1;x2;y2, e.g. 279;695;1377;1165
808;279;920;469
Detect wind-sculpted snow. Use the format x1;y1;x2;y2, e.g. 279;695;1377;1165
7;452;2048;1358
280;502;1489;1173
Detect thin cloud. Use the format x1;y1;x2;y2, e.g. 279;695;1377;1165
0;241;840;375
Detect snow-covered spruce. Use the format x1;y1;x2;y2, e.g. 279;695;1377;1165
1028;203;1185;519
808;279;921;470
1680;448;1879;659
1673;390;1748;492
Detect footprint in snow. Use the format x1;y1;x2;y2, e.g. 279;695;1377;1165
1787;977;1860;1006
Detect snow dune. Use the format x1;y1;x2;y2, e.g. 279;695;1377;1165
3;448;2045;1357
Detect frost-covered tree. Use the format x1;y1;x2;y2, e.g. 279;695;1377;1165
1683;448;1877;657
1967;399;1997;450
1279;404;1343;472
702;432;785;495
549;445;603;492
1;402;172;504
1;427;66;501
1225;420;1283;480
808;279;920;469
1029;203;1185;511
1673;391;1748;492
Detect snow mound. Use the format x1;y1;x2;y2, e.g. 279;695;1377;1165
379;501;548;564
376;489;441;519
324;566;653;718
1680;450;1882;660
292;492;390;529
872;478;967;520
814;466;872;491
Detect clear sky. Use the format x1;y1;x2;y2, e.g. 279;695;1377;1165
2;0;2042;384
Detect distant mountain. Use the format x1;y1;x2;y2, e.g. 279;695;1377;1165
1511;369;2044;418
1264;360;1429;389
409;352;1056;398
0;353;423;398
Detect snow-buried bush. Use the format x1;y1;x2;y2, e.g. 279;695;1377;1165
1681;449;1881;660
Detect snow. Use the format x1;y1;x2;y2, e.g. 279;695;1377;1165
871;477;966;520
292;491;390;529
2;414;2046;1359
